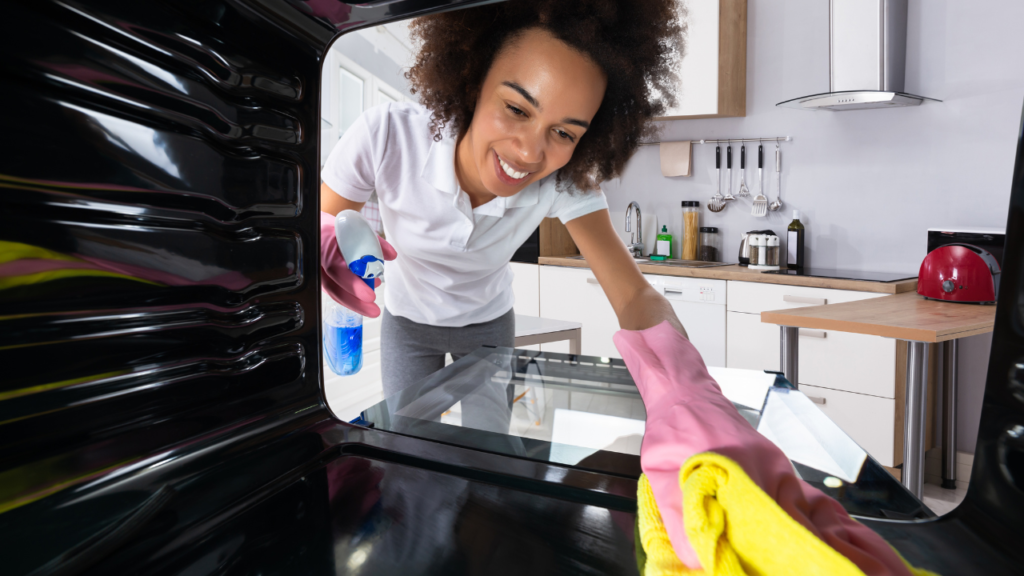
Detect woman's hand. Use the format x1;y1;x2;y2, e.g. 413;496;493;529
320;211;396;317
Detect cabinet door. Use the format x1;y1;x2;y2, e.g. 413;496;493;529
509;262;540;317
539;266;620;358
727;311;780;372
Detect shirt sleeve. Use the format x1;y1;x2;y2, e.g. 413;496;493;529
321;104;391;204
545;181;609;224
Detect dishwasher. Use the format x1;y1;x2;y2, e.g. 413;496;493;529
647;276;727;366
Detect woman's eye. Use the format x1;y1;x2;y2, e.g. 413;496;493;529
556;129;575;143
506;104;525;116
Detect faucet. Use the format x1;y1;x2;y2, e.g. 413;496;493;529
625;201;643;258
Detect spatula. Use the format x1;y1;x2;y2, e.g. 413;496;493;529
722;144;736;201
737;145;750;197
751;144;768;217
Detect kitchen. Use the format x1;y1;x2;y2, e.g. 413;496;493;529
323;0;1018;513
4;0;1023;573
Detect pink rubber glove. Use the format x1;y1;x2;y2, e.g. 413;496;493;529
320;211;396;318
614;322;912;576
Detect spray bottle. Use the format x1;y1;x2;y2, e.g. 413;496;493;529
323;210;385;376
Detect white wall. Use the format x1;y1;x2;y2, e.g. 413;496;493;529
602;0;1024;454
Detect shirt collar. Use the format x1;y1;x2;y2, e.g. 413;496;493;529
421;135;460;195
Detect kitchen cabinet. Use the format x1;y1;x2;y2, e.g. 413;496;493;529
726;281;914;468
656;0;747;119
538;266;727;365
800;384;896;467
539;265;621;358
510;262;540;317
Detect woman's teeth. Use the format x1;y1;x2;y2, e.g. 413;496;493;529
499;157;529;180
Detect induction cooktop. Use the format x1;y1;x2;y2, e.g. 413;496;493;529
762;268;916;282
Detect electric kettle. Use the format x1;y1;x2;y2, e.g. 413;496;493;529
738;230;777;265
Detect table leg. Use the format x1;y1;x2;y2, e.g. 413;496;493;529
942;339;959;489
902;341;930;498
780;326;799;389
569;328;582;355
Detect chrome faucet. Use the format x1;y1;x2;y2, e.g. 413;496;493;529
625;201;643;258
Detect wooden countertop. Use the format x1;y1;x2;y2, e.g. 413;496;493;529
538;256;918;294
760;291;996;342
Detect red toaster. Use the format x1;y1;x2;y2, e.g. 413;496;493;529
917;244;1001;304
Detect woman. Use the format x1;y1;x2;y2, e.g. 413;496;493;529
320;0;686;395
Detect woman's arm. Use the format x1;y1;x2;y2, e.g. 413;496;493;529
565;209;687;338
321;182;366;217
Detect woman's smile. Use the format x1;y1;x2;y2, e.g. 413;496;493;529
494;151;533;185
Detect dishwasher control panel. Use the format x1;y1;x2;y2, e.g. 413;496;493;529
650;276;726;305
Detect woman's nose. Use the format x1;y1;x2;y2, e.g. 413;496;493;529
513;129;545;167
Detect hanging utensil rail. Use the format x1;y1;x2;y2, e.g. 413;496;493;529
639;136;791;146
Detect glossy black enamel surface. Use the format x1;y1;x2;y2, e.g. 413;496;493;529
2;0;1023;573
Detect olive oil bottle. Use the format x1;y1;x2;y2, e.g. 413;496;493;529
787;210;805;269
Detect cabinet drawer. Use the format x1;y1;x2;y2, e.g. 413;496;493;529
799;330;896;398
799;384;895;467
727;312;896;397
727;281;884;314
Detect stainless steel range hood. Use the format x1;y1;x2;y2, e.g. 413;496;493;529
777;0;939;111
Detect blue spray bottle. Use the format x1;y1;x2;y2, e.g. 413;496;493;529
323;210;385;376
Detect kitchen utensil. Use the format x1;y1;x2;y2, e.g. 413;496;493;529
723;144;736;201
769;144;783;212
708;145;726;212
918;244;1001;304
737;145;750;197
751;144;768;217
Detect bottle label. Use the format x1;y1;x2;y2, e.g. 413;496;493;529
657;240;670;256
788;231;798;265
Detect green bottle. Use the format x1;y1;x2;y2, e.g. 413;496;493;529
656;225;673;259
787;210;805;269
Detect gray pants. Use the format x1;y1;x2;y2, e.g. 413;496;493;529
381;307;515;398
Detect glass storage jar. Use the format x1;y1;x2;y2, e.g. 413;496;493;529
698;227;720;262
681;201;699;260
766;235;780;267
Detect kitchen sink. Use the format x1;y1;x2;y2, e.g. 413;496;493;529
564;256;732;269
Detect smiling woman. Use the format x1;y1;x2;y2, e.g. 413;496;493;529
319;0;687;397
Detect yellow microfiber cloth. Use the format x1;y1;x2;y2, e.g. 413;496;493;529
635;452;939;576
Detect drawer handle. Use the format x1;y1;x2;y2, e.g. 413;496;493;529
799;329;827;339
807;396;826;405
586;277;600;285
664;289;683;295
783;295;827;306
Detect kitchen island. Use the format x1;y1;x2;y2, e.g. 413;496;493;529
761;292;997;498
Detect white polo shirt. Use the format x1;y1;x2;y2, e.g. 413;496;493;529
322;102;607;327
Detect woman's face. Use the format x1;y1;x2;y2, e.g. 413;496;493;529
458;28;607;199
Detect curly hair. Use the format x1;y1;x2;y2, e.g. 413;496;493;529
406;0;686;191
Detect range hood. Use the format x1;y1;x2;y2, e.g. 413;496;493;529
777;0;939;111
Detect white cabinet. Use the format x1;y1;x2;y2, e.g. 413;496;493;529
539;266;621;358
726;281;896;397
800;384;896;467
657;0;746;119
510;262;540;317
538;267;727;364
725;280;901;467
